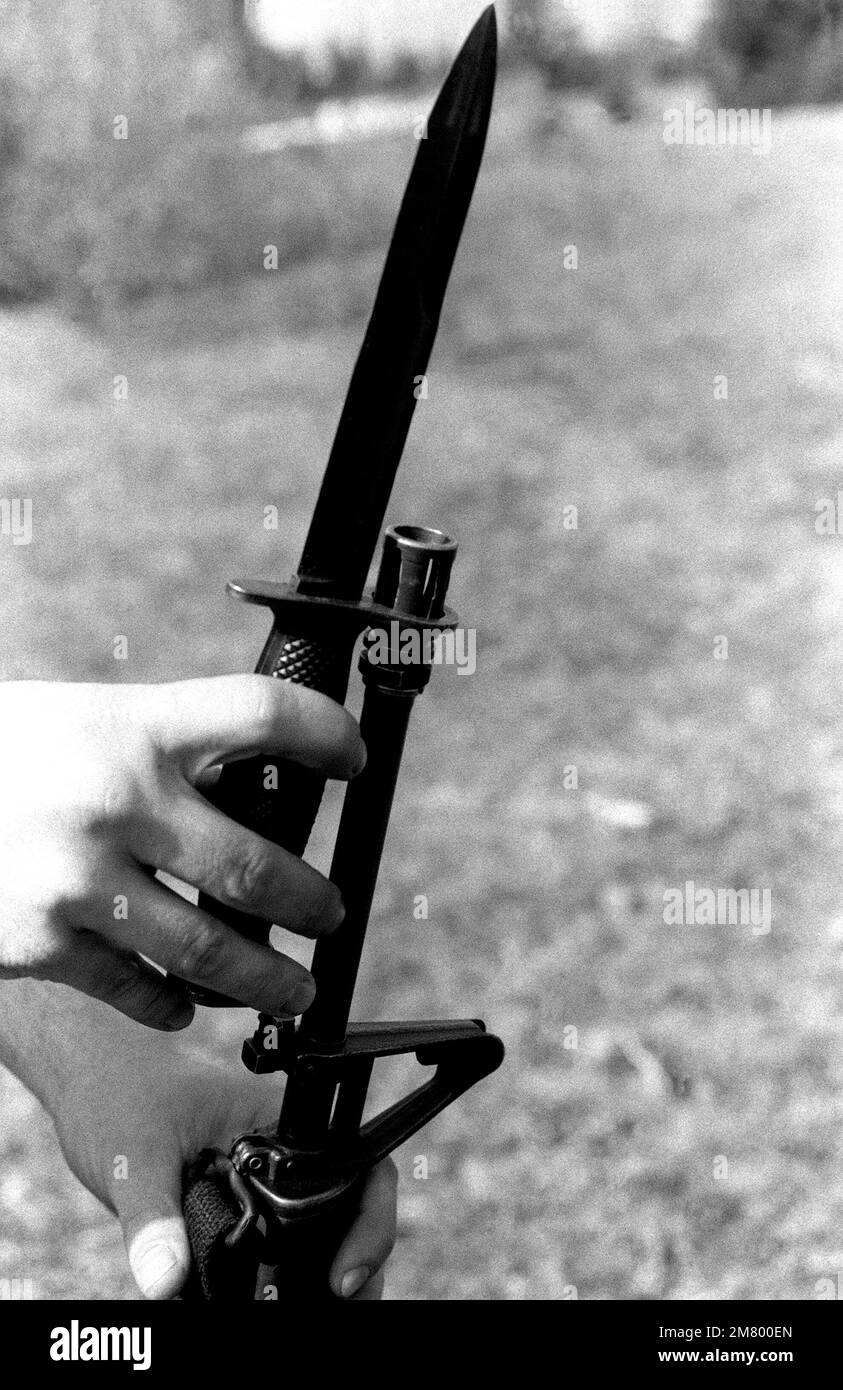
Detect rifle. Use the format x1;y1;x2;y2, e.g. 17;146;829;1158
181;7;503;1302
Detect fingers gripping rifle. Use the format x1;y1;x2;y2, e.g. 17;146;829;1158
180;10;503;1301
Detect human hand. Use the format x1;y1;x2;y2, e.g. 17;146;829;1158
47;1009;396;1300
0;676;365;1026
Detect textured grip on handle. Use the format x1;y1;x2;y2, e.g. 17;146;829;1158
178;622;356;1005
210;624;349;851
183;1164;364;1302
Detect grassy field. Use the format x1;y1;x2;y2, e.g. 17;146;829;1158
1;75;843;1300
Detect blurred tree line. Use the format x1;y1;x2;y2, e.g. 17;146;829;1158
1;0;841;314
703;0;843;104
509;0;843;105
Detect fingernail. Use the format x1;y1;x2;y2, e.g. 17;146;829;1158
325;893;346;932
137;1244;179;1298
340;1266;370;1299
283;977;316;1016
163;1006;195;1032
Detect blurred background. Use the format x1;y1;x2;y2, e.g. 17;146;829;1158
1;0;843;1300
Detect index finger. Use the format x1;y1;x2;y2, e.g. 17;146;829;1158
138;676;366;783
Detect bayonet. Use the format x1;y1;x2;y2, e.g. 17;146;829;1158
184;2;498;987
298;5;497;597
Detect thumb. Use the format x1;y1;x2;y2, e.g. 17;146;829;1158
120;1203;191;1301
329;1159;398;1299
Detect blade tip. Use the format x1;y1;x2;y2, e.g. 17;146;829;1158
479;5;498;38
462;6;496;81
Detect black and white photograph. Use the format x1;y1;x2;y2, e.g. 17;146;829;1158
0;0;841;1353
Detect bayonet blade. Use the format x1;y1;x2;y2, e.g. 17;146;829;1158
296;5;497;598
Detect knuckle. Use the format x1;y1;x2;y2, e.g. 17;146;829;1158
177;923;226;983
77;770;149;841
244;675;290;749
222;845;276;910
107;969;168;1028
300;879;343;936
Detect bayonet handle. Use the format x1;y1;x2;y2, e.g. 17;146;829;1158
177;620;356;1007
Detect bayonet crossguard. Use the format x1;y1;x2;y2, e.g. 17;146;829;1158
181;8;503;1301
